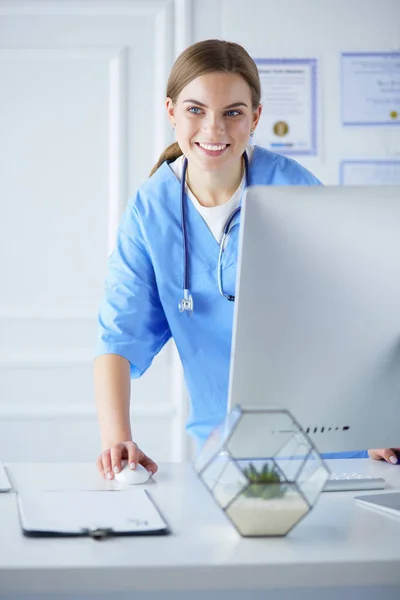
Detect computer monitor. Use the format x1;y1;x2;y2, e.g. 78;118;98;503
228;185;400;453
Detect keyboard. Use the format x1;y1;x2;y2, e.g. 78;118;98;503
323;472;386;492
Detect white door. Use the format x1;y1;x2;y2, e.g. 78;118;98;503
0;0;189;463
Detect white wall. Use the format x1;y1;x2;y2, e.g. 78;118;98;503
0;0;188;464
1;0;399;465
193;0;400;185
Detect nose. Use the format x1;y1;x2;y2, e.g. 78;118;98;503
201;112;225;135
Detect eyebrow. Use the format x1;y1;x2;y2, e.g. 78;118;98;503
182;99;248;109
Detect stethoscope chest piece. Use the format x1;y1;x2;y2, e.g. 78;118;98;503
178;289;194;316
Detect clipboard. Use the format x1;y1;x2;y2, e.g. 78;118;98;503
17;489;170;539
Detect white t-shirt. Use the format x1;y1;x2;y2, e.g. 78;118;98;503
169;145;255;243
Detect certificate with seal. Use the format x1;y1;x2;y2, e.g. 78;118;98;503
340;160;400;185
341;53;400;125
254;58;317;156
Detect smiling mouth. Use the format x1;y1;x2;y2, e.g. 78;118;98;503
195;142;230;152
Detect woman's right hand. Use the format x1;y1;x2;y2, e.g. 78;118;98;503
97;441;159;480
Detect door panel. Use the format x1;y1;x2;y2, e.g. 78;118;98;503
0;0;184;463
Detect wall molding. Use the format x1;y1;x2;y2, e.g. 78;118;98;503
0;354;93;369
0;47;124;61
0;311;95;320
108;46;128;253
153;0;174;162
0;0;175;17
0;402;177;420
174;0;193;57
151;0;193;163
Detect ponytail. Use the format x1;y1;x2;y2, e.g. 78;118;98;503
149;142;183;177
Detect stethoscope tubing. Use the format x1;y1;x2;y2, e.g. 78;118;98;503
179;151;250;314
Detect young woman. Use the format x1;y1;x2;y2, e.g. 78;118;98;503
94;40;398;479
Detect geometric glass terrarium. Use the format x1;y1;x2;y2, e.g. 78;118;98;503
194;406;330;537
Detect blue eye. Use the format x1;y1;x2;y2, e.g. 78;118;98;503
188;107;203;114
225;110;241;117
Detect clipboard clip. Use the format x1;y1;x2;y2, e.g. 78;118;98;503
84;527;114;541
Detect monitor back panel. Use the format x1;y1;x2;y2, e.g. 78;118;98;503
228;186;400;453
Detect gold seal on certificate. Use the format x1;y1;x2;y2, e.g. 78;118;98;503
273;121;289;137
390;110;398;120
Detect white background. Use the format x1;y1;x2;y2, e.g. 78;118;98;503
0;0;399;464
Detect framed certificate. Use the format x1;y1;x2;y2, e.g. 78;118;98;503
340;160;400;185
341;52;400;126
254;58;317;155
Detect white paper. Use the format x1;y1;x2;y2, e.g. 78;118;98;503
17;490;168;534
0;462;12;492
342;53;400;125
255;59;317;155
341;161;400;185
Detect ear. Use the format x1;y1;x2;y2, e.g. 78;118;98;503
165;97;176;126
251;104;262;131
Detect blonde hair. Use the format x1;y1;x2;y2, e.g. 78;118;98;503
149;39;261;176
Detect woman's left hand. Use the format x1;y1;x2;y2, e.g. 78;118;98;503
368;448;400;464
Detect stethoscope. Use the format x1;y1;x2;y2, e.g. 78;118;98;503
178;151;250;316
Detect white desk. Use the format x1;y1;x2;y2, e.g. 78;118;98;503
1;459;400;600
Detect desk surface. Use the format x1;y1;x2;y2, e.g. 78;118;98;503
1;459;400;595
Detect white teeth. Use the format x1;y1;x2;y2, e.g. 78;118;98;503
198;143;227;151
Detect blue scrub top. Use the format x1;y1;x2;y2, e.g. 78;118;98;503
96;145;368;458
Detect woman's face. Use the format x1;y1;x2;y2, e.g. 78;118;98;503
166;72;261;173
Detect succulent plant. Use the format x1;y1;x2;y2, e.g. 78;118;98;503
242;462;287;500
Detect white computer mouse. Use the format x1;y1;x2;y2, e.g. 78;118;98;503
114;461;152;485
